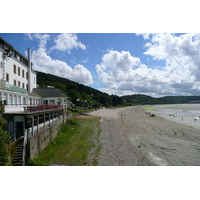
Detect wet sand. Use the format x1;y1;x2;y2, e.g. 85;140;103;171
89;106;200;166
152;104;200;131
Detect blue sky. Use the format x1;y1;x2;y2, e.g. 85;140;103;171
2;33;200;97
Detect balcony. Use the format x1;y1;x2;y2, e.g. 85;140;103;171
0;80;27;94
24;104;64;112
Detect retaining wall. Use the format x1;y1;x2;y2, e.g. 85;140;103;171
27;111;73;160
28;120;64;159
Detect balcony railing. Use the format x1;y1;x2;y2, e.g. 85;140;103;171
24;104;63;112
0;80;27;94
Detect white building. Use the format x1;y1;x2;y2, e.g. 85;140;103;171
0;37;68;111
0;37;38;110
0;37;71;165
0;36;68;140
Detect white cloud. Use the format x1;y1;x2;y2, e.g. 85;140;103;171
26;33;93;85
135;33;151;40
50;33;86;53
82;58;89;63
27;33;200;97
25;33;51;48
96;45;198;97
143;33;200;77
32;48;93;85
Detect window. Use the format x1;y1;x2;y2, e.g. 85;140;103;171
6;73;9;82
18;67;20;76
18;81;20;87
26;84;28;91
14;95;17;104
50;100;55;105
22;69;24;78
13;65;16;73
16;54;20;60
3;93;7;105
9;94;12;105
26;72;28;79
18;96;21;105
3;93;7;100
22;83;25;88
13;52;16;58
23;97;26;104
13;79;16;86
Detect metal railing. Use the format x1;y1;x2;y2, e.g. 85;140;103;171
24;104;63;112
0;80;27;94
9;134;15;144
22;131;27;166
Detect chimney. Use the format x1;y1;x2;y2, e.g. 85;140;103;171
28;48;31;92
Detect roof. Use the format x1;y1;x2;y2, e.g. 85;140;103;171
0;37;33;67
31;88;67;98
28;92;41;97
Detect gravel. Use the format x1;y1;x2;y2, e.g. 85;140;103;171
89;106;200;166
90;108;153;166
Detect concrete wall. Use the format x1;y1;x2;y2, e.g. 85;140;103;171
28;120;63;159
66;111;73;120
27;111;72;160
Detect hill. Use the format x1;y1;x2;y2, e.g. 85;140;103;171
121;94;200;105
36;71;200;107
36;71;122;107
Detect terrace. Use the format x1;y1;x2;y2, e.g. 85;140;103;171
4;104;64;114
24;104;64;112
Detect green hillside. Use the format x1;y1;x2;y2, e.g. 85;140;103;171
36;71;122;108
121;94;200;105
36;71;200;107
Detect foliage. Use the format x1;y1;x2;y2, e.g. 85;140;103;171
36;71;200;106
121;94;200;105
36;71;118;107
0;115;9;166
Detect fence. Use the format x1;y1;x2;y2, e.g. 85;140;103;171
22;130;27;166
24;104;63;112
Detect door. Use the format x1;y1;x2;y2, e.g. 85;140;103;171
16;122;24;139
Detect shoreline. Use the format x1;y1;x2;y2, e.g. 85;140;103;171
145;104;200;131
89;105;200;165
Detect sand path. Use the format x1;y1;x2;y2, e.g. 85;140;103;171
89;106;200;166
90;108;152;165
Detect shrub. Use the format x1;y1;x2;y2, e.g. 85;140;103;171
0;118;9;166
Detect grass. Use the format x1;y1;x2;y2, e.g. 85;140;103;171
27;116;101;166
143;106;157;111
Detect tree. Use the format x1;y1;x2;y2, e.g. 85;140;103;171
0;102;9;166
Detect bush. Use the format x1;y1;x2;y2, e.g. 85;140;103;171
0;118;9;166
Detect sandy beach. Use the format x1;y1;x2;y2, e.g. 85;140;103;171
89;105;200;166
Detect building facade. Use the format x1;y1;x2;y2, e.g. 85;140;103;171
0;37;69;165
0;36;70;165
0;37;40;109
